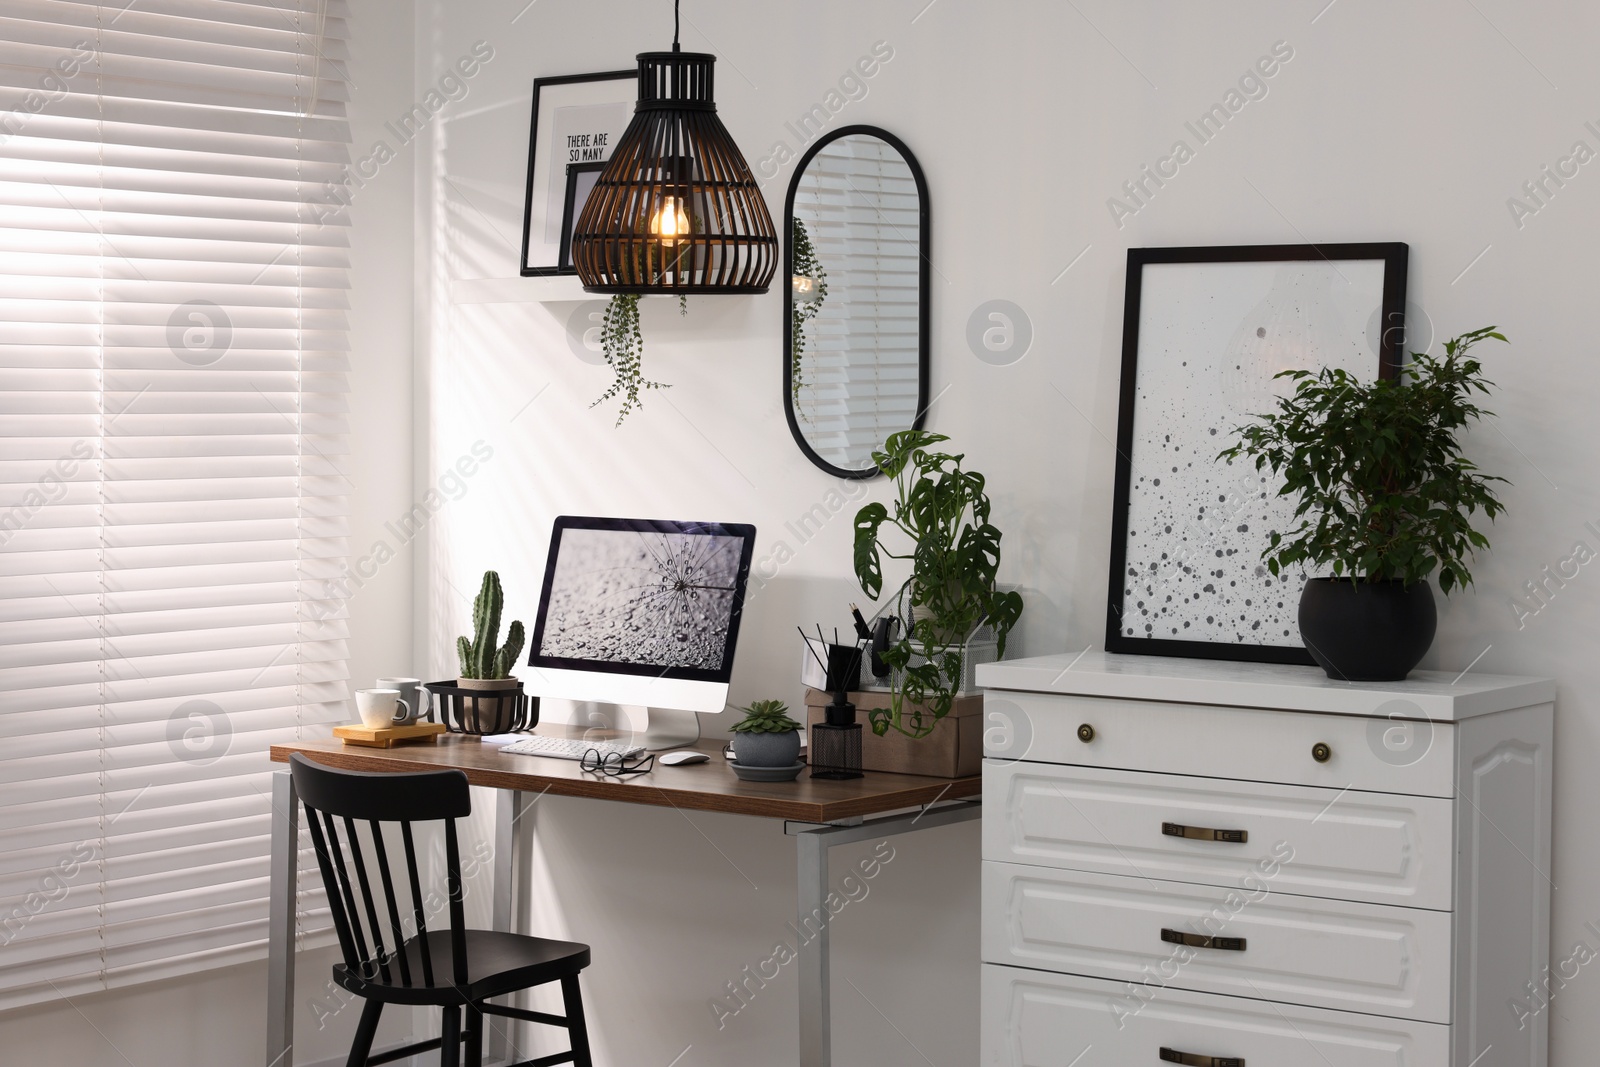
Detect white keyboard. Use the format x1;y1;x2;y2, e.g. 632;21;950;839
498;735;645;761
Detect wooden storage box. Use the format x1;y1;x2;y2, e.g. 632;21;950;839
803;687;983;778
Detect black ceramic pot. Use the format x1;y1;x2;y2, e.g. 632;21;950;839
1298;578;1437;681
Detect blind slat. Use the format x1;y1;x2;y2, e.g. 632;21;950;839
0;2;348;1009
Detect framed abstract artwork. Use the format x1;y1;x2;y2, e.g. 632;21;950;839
1105;242;1409;664
520;69;635;276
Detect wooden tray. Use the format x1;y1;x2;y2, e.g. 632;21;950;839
804;687;984;778
332;721;448;748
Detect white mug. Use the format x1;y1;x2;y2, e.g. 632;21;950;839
376;678;422;724
356;688;413;729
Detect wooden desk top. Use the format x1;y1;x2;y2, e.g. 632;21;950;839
270;725;981;824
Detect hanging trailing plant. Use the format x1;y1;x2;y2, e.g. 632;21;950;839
592;293;685;426
789;217;828;418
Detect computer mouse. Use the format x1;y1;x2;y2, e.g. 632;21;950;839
659;750;710;766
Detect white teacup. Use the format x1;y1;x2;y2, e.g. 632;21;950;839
356;688;413;729
376;678;422;724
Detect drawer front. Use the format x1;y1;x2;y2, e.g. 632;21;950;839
982;964;1450;1067
982;862;1452;1022
985;761;1454;910
984;691;1456;797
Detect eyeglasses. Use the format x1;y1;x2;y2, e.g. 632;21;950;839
580;749;655;777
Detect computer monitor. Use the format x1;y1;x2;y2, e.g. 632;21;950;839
525;515;757;749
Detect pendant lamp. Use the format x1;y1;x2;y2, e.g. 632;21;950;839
571;1;777;294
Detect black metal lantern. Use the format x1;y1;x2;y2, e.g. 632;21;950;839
571;5;776;294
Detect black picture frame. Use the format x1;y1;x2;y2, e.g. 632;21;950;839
782;124;931;480
557;161;607;272
519;69;636;277
1105;241;1409;665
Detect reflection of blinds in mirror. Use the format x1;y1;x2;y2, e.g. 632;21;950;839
792;136;920;470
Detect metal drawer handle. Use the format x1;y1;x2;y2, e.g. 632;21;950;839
1160;1049;1244;1067
1161;928;1246;951
1162;821;1248;844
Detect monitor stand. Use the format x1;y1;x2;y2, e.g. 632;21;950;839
643;707;701;751
573;702;701;751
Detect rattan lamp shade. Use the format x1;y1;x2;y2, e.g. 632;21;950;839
572;50;777;294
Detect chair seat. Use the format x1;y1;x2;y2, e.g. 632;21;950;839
335;929;592;1005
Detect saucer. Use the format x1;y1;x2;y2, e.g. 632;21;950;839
730;761;806;782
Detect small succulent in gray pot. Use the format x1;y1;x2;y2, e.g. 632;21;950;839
729;699;804;768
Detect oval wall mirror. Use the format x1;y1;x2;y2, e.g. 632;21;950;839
783;125;929;479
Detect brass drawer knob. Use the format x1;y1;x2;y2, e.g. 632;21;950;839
1077;723;1095;743
1312;742;1332;763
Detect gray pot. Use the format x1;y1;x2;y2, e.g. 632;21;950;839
731;729;802;768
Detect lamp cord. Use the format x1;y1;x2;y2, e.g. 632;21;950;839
673;0;681;51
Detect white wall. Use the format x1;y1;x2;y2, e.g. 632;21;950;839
415;1;1600;1064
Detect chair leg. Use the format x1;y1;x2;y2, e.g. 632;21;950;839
346;998;383;1067
464;1005;484;1067
561;976;594;1067
440;1004;461;1067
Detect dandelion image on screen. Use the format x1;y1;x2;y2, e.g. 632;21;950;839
540;528;742;670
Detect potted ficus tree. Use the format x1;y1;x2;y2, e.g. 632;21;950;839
1218;327;1507;681
853;430;1024;739
455;570;525;731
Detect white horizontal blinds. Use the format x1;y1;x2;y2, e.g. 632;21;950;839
0;0;350;1009
791;135;921;468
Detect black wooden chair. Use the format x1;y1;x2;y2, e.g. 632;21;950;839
290;752;594;1067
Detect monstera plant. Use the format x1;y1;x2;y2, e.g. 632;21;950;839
853;430;1024;739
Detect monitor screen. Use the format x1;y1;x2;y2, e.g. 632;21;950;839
529;516;756;684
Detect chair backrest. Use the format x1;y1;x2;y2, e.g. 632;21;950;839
289;752;473;990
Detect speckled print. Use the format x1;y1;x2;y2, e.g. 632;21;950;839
1122;259;1388;648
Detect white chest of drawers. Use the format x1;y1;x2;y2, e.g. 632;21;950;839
977;652;1554;1067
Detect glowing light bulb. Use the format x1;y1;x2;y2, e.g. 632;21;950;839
651;196;688;244
791;274;820;303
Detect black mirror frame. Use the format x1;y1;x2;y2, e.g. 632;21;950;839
782;124;930;480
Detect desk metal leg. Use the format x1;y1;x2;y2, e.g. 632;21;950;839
488;789;528;1064
789;800;982;1067
267;769;299;1067
796;829;830;1067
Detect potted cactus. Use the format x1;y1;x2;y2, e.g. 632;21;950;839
456;570;525;731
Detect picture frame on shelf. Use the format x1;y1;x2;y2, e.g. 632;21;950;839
1105;241;1409;665
519;69;635;276
557;160;608;272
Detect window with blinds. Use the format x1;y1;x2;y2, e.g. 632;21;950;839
0;0;351;1009
791;134;922;468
